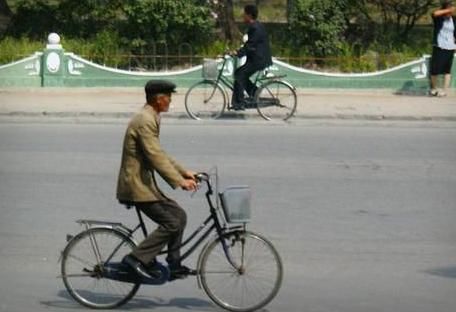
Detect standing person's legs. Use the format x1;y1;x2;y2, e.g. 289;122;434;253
442;50;454;96
430;75;439;94
444;73;452;91
430;46;454;96
430;46;441;95
130;200;187;266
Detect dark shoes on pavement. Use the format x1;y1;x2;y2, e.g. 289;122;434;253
122;255;161;279
232;97;256;111
169;264;197;281
122;255;196;281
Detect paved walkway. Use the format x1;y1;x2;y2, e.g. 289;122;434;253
0;88;455;121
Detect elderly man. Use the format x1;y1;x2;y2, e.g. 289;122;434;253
117;80;197;280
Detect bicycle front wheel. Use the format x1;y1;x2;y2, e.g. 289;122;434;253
199;231;283;312
255;80;297;121
185;80;226;120
61;228;140;309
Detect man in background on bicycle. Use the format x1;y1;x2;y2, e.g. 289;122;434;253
117;80;198;280
232;4;272;110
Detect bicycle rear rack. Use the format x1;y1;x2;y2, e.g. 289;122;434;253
75;219;134;235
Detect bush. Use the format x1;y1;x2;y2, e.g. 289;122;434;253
289;0;348;58
62;31;126;68
123;0;215;54
0;36;43;64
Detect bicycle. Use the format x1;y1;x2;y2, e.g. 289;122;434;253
60;172;283;312
185;55;297;121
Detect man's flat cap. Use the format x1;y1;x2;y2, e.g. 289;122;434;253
145;80;177;95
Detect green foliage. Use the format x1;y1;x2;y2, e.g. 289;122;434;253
56;0;125;38
6;0;57;38
62;31;125;67
123;0;215;53
0;36;43;63
4;0;215;53
289;0;348;57
0;0;438;73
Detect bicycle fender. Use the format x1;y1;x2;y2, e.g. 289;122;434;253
195;229;244;289
275;79;296;91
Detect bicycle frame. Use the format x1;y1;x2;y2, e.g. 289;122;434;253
151;174;245;267
61;172;283;311
77;173;245;274
210;56;289;109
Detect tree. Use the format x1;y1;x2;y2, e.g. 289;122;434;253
0;0;12;34
57;0;125;37
0;0;10;15
343;0;437;42
6;0;58;38
209;0;240;42
289;0;348;57
287;0;295;23
123;0;215;52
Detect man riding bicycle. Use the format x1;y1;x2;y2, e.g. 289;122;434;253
117;80;198;280
232;4;273;110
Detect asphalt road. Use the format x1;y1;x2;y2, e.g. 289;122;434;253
0;120;455;312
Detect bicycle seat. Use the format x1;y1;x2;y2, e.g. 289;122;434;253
262;69;275;78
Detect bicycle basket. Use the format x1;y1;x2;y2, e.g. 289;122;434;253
202;59;218;80
219;186;251;223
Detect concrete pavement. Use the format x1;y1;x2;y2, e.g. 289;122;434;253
0;88;455;121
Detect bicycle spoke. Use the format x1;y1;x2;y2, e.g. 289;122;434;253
61;228;140;309
66;253;96;267
200;231;283;312
256;81;297;121
185;81;226;120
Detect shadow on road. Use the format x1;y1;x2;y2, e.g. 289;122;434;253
425;266;456;279
40;290;213;310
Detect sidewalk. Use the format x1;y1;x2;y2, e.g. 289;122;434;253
0;88;455;121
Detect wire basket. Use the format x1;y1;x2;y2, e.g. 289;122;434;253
219;186;251;223
202;59;218;80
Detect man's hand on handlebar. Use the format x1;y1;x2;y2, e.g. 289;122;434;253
183;170;197;180
180;178;198;191
180;170;198;191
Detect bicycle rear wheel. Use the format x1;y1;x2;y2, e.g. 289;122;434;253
61;228;140;309
199;231;283;312
255;80;297;121
185;80;226;120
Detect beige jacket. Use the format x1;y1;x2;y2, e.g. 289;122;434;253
116;106;186;203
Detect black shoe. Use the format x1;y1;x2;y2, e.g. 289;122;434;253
169;265;196;281
232;105;245;111
122;255;160;279
243;97;255;108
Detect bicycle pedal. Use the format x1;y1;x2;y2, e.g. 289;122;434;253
169;272;191;281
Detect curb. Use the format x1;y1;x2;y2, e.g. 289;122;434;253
1;111;456;122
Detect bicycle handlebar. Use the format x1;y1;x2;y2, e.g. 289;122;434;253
192;172;213;196
195;172;210;182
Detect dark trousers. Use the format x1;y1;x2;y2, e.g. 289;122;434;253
232;61;264;106
131;200;187;266
430;46;455;75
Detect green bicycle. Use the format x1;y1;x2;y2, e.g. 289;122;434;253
185;55;297;121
